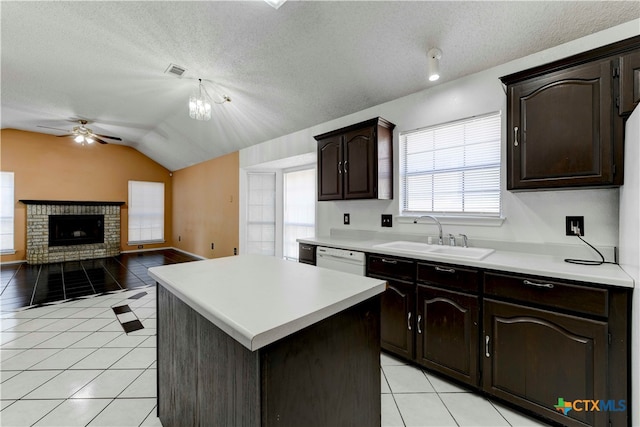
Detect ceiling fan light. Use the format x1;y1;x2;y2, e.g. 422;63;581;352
74;135;84;143
85;137;95;144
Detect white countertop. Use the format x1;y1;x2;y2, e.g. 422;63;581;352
298;236;634;288
148;254;387;351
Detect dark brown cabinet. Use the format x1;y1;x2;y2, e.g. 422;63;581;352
415;262;480;387
504;58;619;190
501;35;640;191
619;49;640;115
366;254;415;359
315;117;394;201
298;243;316;265
483;272;629;427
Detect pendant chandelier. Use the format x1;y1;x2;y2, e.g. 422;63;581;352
188;79;231;121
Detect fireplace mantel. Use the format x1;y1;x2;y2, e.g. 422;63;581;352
24;201;122;264
20;200;125;206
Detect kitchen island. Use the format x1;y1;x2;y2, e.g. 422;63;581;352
148;254;387;427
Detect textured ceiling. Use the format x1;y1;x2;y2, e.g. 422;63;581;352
2;1;639;171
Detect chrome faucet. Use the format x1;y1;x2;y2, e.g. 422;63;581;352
413;215;443;245
448;234;456;246
458;234;469;248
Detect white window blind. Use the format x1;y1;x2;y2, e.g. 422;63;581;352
283;168;315;261
0;172;15;253
246;172;276;256
128;181;164;244
400;112;501;216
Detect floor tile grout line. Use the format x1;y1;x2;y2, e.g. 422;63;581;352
80;261;97;295
61;264;67;301
0;263;22;295
28;264;42;307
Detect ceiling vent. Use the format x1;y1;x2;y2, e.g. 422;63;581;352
165;63;187;78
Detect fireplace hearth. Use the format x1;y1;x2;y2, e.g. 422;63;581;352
21;200;124;264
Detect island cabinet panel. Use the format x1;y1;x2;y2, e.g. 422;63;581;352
157;285;381;427
416;285;479;387
483;299;608;427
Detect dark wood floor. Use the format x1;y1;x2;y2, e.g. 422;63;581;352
0;249;201;312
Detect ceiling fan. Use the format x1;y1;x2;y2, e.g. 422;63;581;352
38;120;122;145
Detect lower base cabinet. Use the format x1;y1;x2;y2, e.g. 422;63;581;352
416;285;479;386
380;280;415;360
483;299;608;427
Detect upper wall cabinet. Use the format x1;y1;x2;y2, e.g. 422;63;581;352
501;35;640;191
315;117;395;201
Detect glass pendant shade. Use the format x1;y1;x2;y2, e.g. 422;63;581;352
189;81;212;121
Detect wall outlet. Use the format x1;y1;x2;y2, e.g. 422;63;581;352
211;243;215;250
234;248;237;255
565;216;585;236
343;213;350;225
137;245;143;249
381;214;392;227
178;235;181;242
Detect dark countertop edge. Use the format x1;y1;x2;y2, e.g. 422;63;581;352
19;200;125;206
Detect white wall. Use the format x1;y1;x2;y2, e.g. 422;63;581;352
619;106;639;425
240;19;639;249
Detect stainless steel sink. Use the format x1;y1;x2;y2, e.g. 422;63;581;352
372;240;494;260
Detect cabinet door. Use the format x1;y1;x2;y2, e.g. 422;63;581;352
483;299;608;427
343;126;376;199
416;285;479;387
317;135;343;200
380;280;415;360
507;59;615;189
619;50;640;115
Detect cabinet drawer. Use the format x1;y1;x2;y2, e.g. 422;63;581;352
367;255;415;282
484;273;608;318
298;243;316;265
416;262;479;294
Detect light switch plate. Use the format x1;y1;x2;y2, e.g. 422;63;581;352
343;213;350;225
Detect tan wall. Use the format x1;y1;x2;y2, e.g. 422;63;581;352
0;129;173;262
172;152;239;259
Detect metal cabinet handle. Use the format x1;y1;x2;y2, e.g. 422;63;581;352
407;312;412;331
435;266;456;274
485;335;490;357
300;245;313;251
514;126;519;146
523;279;554;289
343;160;348;173
417;314;422;334
338;161;342;174
381;258;398;264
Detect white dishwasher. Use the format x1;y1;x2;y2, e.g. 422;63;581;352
316;246;366;276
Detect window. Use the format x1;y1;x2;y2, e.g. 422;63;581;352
400;112;501;217
128;181;164;244
283;168;315;261
0;172;15;253
246;172;276;256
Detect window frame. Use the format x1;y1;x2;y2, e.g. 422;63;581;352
0;171;15;254
282;165;316;261
399;112;503;222
127;180;165;245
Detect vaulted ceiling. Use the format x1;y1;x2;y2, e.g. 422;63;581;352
2;1;638;171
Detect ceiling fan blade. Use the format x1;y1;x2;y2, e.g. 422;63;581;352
56;134;75;138
91;136;109;145
93;133;122;141
37;125;69;132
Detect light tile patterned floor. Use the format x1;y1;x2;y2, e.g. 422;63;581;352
1;284;551;426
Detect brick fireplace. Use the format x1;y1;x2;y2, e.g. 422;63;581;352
21;200;124;264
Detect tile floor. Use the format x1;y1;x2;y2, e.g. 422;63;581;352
1;251;551;427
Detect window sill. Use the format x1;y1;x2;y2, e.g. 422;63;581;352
0;250;16;255
127;240;166;246
397;215;505;227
